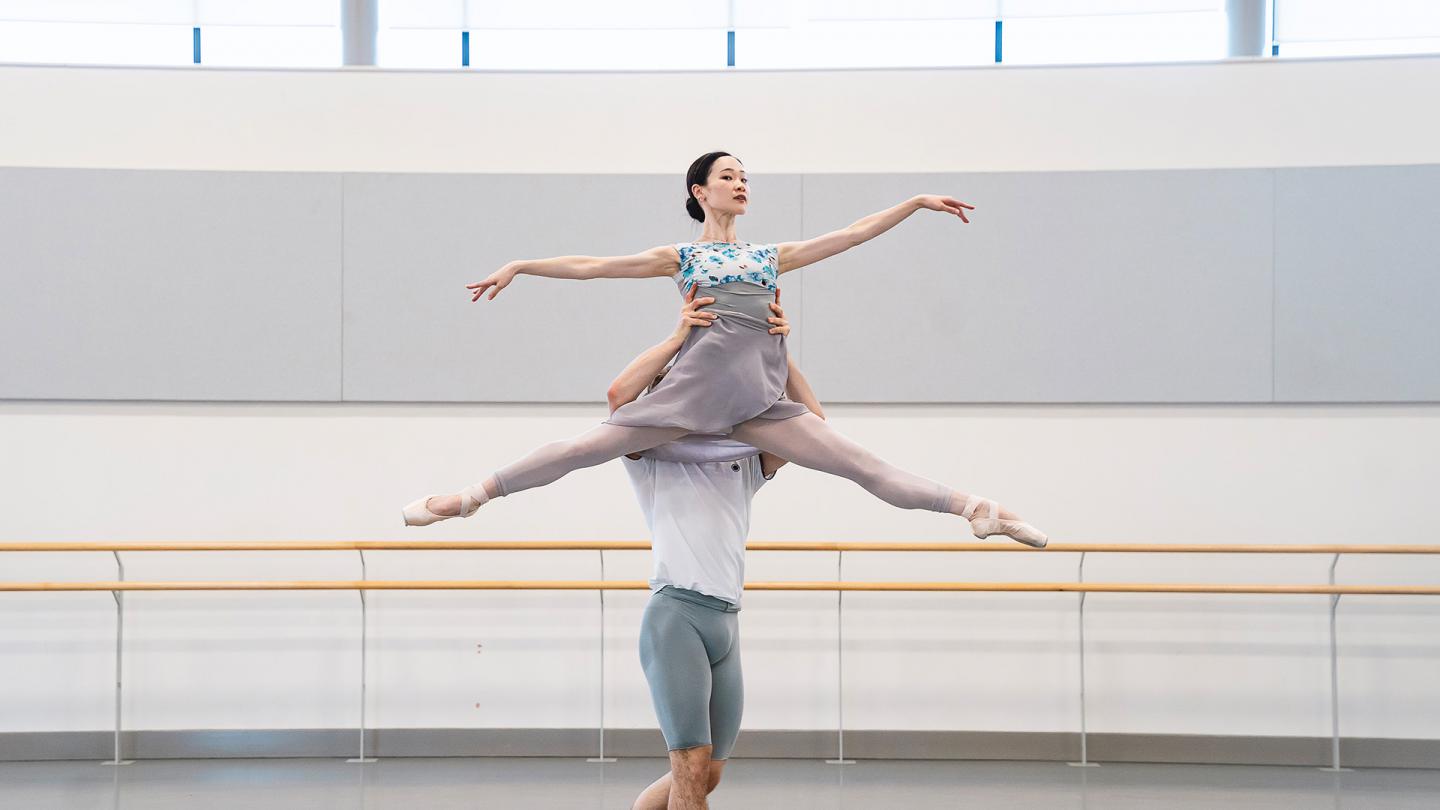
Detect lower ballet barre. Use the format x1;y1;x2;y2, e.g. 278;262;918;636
3;540;1436;770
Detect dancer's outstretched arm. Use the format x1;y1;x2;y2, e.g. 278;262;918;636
775;194;975;276
467;244;679;301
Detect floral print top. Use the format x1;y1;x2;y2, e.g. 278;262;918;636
672;241;779;295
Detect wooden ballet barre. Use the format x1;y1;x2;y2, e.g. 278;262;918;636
2;580;1438;595
1;541;1438;554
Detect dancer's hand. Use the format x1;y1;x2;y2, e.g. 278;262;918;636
914;194;974;223
672;285;717;340
467;263;519;302
767;299;790;336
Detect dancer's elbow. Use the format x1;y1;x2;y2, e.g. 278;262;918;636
607;385;641;413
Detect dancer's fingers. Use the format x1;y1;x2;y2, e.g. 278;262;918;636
945;197;973;223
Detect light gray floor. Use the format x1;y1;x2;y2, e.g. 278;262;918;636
2;757;1438;809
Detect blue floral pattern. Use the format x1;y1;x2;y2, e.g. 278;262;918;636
673;241;778;294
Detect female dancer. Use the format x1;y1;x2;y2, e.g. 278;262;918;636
619;288;817;810
402;151;1047;548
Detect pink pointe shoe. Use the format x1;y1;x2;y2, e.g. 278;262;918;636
401;483;488;527
961;494;1048;548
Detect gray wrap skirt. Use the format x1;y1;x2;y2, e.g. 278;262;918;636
604;281;810;436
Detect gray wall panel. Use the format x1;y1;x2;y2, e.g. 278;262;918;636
8;165;1438;404
797;170;1275;402
340;173;804;402
0;168;341;400
1274;165;1440;402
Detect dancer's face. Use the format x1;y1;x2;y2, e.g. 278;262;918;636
694;158;748;218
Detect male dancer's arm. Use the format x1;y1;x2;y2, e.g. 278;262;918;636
606;288;718;460
605;337;684;416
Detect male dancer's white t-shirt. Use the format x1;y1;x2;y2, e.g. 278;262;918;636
621;437;770;608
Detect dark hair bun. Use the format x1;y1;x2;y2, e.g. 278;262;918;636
685;195;705;223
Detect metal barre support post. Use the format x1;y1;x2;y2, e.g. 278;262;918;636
587;550;616;763
347;550;377;764
1067;551;1098;768
826;551;855;765
101;551;134;767
1319;553;1353;773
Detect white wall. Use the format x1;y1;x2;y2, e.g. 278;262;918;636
2;56;1439;742
2;56;1440;173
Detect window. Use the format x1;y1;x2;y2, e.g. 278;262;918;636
1275;0;1440;57
0;0;340;67
741;1;996;69
377;0;1229;70
198;1;339;68
379;0;729;69
17;0;1417;69
1002;0;1226;65
0;1;193;66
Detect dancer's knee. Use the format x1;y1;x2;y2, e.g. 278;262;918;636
707;760;726;791
667;745;713;797
829;451;889;489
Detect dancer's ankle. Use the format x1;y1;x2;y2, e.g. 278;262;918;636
949;492;1020;522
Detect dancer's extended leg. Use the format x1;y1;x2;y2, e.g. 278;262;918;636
421;423;689;517
729;413;1047;545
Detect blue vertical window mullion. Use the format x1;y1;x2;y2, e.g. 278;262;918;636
193;26;201;63
994;19;1002;62
1270;0;1279;56
462;30;470;66
727;29;735;66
